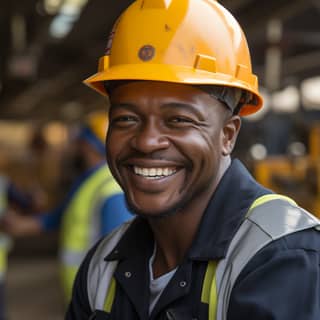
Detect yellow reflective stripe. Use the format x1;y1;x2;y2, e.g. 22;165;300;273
103;277;116;313
201;261;218;320
201;261;217;303
246;194;297;217
60;265;78;303
0;248;7;274
208;267;218;320
0;195;7;212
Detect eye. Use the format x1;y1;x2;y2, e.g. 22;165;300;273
168;116;196;126
110;115;138;128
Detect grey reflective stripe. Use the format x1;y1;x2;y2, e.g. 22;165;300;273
0;234;12;250
0;176;8;215
215;199;320;320
87;219;134;310
60;250;87;267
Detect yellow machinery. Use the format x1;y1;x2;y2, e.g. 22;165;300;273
254;123;320;218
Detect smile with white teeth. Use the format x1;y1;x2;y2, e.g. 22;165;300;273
133;166;177;179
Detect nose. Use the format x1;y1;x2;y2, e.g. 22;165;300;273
130;120;170;154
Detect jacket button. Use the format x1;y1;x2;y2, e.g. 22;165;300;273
179;281;187;287
166;310;175;320
125;271;132;278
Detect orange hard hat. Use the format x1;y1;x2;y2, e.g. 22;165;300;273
85;110;108;144
84;0;263;116
79;110;108;155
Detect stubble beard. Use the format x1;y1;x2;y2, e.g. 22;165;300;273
123;178;213;221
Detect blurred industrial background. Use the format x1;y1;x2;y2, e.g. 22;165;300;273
0;0;320;319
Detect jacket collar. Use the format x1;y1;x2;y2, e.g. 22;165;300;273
188;159;271;260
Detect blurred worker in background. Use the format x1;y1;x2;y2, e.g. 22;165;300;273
66;1;320;319
2;110;132;302
0;173;40;320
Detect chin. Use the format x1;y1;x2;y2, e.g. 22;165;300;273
126;199;183;220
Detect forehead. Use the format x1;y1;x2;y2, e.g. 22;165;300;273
109;81;224;111
110;80;197;98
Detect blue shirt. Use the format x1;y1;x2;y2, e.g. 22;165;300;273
8;183;34;211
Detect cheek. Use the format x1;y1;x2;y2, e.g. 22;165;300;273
174;129;220;162
193;130;223;175
106;129;126;153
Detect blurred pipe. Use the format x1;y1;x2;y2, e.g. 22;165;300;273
222;0;254;11
264;19;283;92
10;14;26;53
310;0;320;12
283;51;320;76
242;0;310;36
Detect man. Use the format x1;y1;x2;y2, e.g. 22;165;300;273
2;111;132;302
67;0;320;319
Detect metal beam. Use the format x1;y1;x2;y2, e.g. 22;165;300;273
221;0;255;12
242;0;311;33
283;50;320;77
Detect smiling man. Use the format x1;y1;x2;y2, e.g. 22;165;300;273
66;0;320;319
107;81;237;222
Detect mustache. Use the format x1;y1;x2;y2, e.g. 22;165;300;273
119;151;183;163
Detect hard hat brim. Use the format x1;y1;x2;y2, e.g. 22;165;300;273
84;63;263;116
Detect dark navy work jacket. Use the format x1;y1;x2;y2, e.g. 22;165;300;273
66;159;320;320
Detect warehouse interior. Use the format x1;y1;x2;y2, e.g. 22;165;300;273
0;0;320;318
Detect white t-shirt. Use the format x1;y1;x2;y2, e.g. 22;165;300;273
148;245;177;315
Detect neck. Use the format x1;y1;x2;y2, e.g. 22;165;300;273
149;156;231;277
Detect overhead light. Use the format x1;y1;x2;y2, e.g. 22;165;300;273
250;144;268;161
49;0;88;39
271;86;300;113
287;142;306;157
43;0;63;15
49;13;79;38
301;76;320;110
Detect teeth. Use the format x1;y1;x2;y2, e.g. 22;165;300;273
133;166;177;178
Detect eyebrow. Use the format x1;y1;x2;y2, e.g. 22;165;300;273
109;102;138;112
109;101;205;120
161;102;205;120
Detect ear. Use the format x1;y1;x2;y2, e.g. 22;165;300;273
221;115;241;156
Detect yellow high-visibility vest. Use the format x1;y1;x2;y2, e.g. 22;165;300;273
60;164;123;301
0;176;10;279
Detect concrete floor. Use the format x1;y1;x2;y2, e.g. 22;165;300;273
5;235;65;320
6;257;65;320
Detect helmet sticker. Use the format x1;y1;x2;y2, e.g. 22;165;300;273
105;18;120;55
138;45;155;61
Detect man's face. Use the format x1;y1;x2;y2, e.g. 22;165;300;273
107;81;240;218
